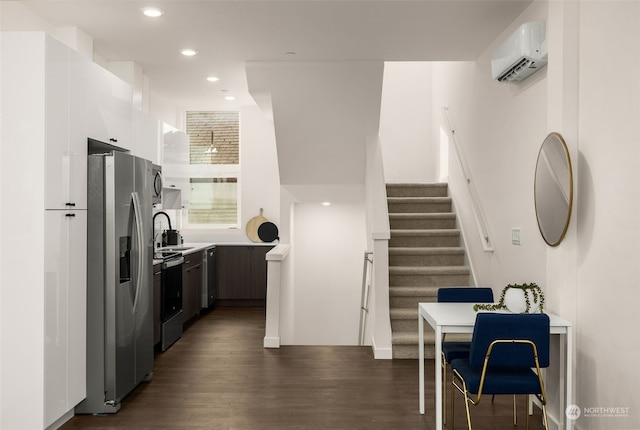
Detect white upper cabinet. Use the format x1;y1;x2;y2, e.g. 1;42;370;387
87;61;133;151
68;49;90;208
45;39;89;210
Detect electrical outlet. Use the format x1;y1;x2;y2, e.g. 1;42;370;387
512;228;521;245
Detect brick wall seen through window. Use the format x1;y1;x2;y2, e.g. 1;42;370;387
185;111;240;226
186;111;239;165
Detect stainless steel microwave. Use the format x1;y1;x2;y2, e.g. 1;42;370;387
152;164;162;204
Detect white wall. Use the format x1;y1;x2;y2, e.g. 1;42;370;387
239;105;280;236
571;2;640;429
149;92;184;130
431;1;549;293
430;1;640;429
178;105;281;244
430;0;557;421
379;62;437;182
276;183;368;346
288;202;367;345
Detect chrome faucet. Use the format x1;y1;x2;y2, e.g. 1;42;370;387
153;211;172;249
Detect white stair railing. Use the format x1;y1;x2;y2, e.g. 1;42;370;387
442;107;494;252
358;251;374;345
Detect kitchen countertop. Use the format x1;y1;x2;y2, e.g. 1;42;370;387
153;241;277;265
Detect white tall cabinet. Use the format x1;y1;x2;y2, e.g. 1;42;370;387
1;31;161;429
1;31;86;430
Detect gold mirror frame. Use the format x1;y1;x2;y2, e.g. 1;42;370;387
534;132;574;246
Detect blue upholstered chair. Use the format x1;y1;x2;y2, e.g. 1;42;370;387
437;287;495;304
437;287;494;423
438;287;494;361
450;313;550;430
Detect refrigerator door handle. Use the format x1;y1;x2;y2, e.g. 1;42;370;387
131;191;145;313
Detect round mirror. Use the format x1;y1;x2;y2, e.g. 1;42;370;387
534;132;574;246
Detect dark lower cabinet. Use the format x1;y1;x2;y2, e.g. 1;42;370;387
182;250;204;324
216;245;273;305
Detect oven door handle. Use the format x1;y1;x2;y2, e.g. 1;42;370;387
163;256;184;269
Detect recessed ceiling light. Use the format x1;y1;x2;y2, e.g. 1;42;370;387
141;7;164;17
206;76;220;82
225;96;236;101
181;49;198;57
285;51;296;55
322;202;331;206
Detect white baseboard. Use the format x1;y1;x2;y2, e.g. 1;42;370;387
46;409;74;430
371;336;392;359
532;396;562;430
263;336;280;348
546;411;561;430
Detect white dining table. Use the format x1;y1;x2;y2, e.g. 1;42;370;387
419;302;573;430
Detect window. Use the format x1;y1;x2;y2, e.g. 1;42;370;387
184;111;240;227
188;177;237;224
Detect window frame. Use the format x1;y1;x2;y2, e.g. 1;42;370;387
181;164;241;230
181;110;241;230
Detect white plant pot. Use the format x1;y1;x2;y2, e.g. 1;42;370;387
503;287;541;314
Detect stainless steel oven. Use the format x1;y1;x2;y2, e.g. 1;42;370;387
155;251;183;351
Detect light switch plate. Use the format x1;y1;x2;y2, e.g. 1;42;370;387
512;228;521;245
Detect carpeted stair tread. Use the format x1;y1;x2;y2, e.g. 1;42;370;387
387;182;471;359
388;212;456;219
391;229;460;236
389;266;470;275
388;213;457;229
387;196;452;203
389;286;440;297
387;183;447;190
388;247;466;267
390;307;419;320
386;184;449;198
389;246;465;255
392;330;436;345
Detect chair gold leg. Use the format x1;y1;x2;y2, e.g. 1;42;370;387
443;360;447;425
542;404;549;430
462;389;473;430
513;394;517;425
450;377;455;430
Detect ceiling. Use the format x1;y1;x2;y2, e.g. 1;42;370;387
7;0;532;192
16;0;532;111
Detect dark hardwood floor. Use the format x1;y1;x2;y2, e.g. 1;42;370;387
62;307;546;430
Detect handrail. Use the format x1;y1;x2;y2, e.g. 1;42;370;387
442;107;494;252
358;251;374;345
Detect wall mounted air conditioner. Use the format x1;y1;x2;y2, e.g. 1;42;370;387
491;21;548;83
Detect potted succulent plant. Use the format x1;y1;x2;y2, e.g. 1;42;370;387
474;283;545;314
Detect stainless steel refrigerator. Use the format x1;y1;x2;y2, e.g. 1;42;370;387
76;149;154;414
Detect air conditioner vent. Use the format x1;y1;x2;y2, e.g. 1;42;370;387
496;57;537;83
491;21;548;84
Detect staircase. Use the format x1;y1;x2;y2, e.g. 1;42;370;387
387;183;470;359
